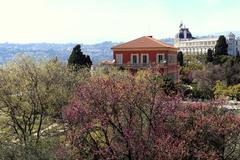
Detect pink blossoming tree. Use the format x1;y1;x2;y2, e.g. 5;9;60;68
64;71;240;160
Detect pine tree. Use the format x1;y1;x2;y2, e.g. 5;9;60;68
214;36;228;56
68;44;92;68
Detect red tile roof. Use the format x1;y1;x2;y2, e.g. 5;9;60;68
112;36;176;50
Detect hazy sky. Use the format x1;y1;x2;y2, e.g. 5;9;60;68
0;0;240;44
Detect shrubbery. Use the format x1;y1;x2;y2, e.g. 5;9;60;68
63;70;240;160
0;56;240;159
0;56;88;159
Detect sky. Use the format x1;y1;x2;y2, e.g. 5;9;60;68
0;0;240;44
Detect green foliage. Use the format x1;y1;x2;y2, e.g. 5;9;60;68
195;54;207;64
190;83;214;100
223;58;240;85
213;55;233;65
180;55;203;84
214;81;240;100
214;35;228;56
135;70;177;96
1;54;240;159
162;76;176;96
0;137;67;160
68;44;92;68
176;84;192;99
192;54;240;100
0;55;88;147
191;63;227;100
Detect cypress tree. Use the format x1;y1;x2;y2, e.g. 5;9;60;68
236;51;240;58
68;44;92;68
177;51;184;66
236;51;240;63
214;36;228;56
206;48;214;63
86;55;93;66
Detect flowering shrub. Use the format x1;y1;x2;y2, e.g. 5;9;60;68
64;70;240;160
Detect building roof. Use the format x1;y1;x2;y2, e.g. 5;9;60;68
186;37;218;42
112;36;177;50
175;27;193;39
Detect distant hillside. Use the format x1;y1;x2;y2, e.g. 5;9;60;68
0;39;174;65
212;31;240;37
194;31;240;38
160;38;174;45
0;42;116;64
1;31;240;65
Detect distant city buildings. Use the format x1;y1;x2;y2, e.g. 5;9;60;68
174;24;240;56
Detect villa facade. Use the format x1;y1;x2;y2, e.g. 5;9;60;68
112;36;179;82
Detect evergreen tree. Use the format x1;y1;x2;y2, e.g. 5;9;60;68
68;44;92;68
177;51;184;66
236;51;240;62
86;55;93;66
214;35;228;56
206;48;214;63
236;51;240;58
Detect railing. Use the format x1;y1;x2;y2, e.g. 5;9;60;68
115;63;167;69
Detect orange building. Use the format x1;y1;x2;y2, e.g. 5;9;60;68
111;36;179;82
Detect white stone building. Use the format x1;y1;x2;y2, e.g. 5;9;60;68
174;25;240;56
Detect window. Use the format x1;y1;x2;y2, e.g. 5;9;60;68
168;54;177;64
156;54;165;64
131;54;139;64
141;54;149;64
116;54;123;64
